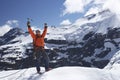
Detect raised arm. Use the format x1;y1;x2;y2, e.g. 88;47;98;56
27;21;35;39
42;23;47;38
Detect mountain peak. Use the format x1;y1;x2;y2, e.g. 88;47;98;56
3;27;24;37
0;27;24;45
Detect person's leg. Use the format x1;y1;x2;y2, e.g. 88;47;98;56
42;51;50;71
35;59;41;73
35;49;42;73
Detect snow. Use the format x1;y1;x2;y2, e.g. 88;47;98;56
0;66;120;80
0;34;30;60
12;34;32;45
57;52;68;59
0;67;45;80
105;50;120;69
103;42;119;60
0;25;12;36
85;7;101;16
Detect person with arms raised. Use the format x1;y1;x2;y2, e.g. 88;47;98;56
27;21;50;73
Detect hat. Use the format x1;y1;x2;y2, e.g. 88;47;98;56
36;30;40;33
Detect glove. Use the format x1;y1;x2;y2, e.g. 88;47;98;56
44;23;48;28
27;21;31;28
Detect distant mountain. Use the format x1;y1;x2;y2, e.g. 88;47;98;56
0;28;24;45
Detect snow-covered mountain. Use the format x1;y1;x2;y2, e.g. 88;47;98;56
46;9;120;68
0;9;120;70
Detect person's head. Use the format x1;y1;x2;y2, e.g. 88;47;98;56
36;30;41;35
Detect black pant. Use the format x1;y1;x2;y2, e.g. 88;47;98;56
34;49;49;72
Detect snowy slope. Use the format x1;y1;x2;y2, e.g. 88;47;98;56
0;66;120;80
105;50;120;69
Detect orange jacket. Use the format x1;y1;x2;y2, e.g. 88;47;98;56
28;27;47;47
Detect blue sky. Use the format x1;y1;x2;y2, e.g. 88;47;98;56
0;0;120;30
0;0;84;30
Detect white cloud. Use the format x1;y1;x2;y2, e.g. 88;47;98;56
62;0;120;16
103;0;120;14
60;19;72;26
63;0;92;15
93;0;120;14
7;20;18;25
7;20;19;27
